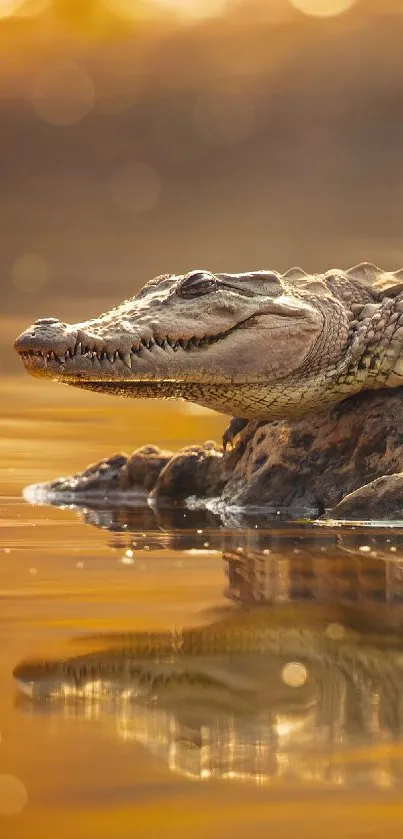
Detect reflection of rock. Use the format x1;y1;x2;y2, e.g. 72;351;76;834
53;498;403;615
13;607;403;787
22;390;403;520
223;538;403;610
23;477;403;614
80;501;220;534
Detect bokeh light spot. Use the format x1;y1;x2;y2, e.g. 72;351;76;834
0;775;27;815
289;0;358;17
193;87;255;147
12;253;50;292
121;549;135;565
371;768;394;789
31;62;95;126
281;661;308;687
325;622;346;640
109;162;161;214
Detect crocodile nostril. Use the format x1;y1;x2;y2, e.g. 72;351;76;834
33;318;60;326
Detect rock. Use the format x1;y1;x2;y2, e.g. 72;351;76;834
120;445;173;492
24;389;403;520
28;452;129;500
150;441;225;505
328;473;403;520
24;446;173;502
222;389;403;516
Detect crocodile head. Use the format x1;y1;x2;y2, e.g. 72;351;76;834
14;269;348;418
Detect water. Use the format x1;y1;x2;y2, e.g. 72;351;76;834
3;376;403;837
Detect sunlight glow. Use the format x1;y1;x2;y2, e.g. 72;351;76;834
102;0;230;21
102;0;147;19
152;0;230;19
14;0;49;16
0;0;23;18
289;0;358;17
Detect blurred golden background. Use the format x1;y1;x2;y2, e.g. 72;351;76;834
2;0;403;375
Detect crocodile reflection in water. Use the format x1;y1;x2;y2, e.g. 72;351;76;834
13;525;403;788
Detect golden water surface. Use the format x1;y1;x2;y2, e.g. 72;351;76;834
2;366;403;839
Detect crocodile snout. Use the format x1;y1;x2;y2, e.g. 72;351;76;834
14;318;71;356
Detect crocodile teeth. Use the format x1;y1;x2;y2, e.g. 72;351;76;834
43;331;224;368
123;352;132;369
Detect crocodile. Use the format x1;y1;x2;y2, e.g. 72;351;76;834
13;263;403;516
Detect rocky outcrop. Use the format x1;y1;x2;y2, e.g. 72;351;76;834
29;441;225;506
25;389;403;520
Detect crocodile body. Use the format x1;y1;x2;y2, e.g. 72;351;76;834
14;263;403;420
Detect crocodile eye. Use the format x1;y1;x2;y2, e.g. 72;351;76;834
177;271;217;299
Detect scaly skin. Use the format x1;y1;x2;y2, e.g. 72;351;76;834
14;263;403;420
